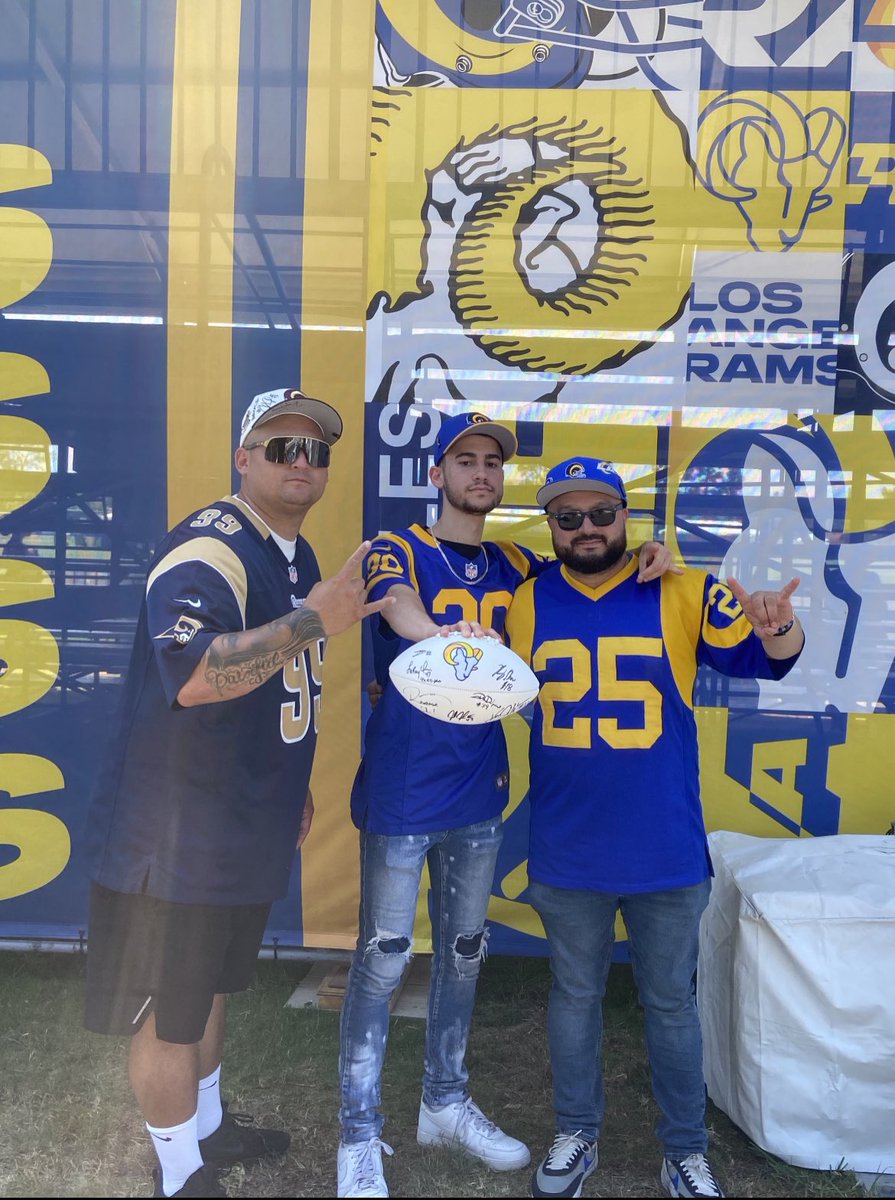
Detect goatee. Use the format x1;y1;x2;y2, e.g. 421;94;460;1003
555;536;627;576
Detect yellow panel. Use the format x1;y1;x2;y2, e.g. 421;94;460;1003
829;713;895;834
298;0;375;950
166;0;242;525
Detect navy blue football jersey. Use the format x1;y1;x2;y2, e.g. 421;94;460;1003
352;524;547;835
87;496;323;905
506;559;801;894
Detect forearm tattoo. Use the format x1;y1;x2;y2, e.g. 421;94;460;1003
203;605;327;697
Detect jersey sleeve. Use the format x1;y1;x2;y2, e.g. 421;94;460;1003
145;533;248;706
698;574;801;680
364;534;416;602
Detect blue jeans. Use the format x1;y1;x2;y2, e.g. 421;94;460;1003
338;818;503;1144
528;877;711;1156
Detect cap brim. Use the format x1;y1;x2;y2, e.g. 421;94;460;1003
439;422;517;463
537;479;624;507
247;395;343;446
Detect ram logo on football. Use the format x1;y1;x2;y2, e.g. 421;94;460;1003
388;633;539;725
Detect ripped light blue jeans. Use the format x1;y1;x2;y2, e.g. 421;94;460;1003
338;818;503;1144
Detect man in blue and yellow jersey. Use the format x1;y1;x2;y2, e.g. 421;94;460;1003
336;415;675;1198
84;388;392;1200
506;457;804;1200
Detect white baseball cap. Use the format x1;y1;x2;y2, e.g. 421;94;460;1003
240;387;343;447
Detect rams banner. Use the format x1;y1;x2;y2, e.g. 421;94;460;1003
1;0;893;954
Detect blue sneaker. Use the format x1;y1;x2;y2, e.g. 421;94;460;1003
661;1153;725;1197
531;1131;597;1198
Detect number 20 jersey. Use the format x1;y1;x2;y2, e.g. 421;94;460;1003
353;524;546;835
506;558;801;894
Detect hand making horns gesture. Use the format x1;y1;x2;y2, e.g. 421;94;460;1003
726;576;800;640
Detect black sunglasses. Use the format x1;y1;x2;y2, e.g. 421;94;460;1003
546;502;625;531
244;435;331;468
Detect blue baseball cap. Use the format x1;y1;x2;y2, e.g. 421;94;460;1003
433;412;517;465
537;457;628;508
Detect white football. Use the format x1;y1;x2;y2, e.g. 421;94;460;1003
388;634;539;725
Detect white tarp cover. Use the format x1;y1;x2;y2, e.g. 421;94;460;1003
698;830;895;1175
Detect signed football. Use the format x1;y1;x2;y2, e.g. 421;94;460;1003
388;633;539;725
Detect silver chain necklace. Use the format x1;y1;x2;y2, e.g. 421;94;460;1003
432;534;490;584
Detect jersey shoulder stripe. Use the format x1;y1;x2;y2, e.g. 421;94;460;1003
229;494;272;539
489;539;539;580
366;529;420;594
147;536;248;627
505;574;537;666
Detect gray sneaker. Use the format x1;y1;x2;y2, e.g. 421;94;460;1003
531;1131;598;1198
661;1153;725;1197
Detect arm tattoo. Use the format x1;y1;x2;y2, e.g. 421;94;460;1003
203;605;327;697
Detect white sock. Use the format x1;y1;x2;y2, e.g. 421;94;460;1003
146;1111;202;1197
196;1064;224;1141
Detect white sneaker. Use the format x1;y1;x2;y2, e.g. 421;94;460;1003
336;1138;393;1198
417;1096;530;1171
661;1153;725;1198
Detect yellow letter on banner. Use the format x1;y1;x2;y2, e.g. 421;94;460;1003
0;144;53;306
0;417;51;516
0;754;68;901
0;621;59;717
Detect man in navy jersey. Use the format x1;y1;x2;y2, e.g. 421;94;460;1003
84;388;392;1199
336;415;675;1198
506;457;805;1200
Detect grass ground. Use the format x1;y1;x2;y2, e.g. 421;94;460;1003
0;949;868;1198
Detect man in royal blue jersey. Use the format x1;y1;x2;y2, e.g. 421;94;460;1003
506;457;805;1200
84;387;392;1200
336;415;676;1198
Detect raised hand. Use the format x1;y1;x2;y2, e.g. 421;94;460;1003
305;542;395;637
637;541;685;583
727;576;800;639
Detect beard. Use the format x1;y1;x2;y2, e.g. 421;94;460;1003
440;475;502;516
554;529;627;575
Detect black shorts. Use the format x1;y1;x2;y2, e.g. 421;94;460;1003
84;882;271;1045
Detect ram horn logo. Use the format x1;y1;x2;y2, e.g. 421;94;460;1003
470;412;488;424
696;92;845;252
566;461;586;477
443;640;484;681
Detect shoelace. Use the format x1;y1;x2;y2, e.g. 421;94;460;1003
347;1138;394;1190
457;1098;498;1137
546;1131;590;1169
676;1153;721;1195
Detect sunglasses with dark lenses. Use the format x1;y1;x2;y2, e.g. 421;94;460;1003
547;502;625;531
244;435;331;468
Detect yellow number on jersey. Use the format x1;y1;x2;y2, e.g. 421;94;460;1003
534;636;664;750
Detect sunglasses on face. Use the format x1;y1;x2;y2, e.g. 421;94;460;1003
244;435;331;468
546;502;626;531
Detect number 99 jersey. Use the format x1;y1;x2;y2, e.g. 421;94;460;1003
505;557;801;895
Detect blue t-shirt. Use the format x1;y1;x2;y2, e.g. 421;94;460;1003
506;559;802;894
352;524;546;835
86;496;323;905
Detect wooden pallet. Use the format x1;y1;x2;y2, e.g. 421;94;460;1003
286;955;430;1017
316;960;413;1013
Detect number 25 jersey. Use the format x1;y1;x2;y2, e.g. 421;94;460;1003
506;558;801;894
